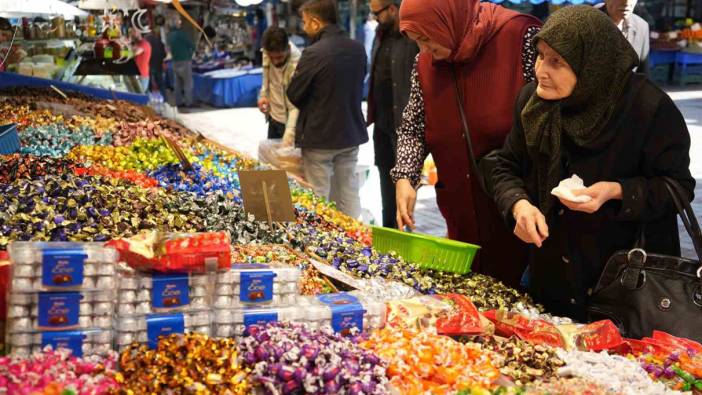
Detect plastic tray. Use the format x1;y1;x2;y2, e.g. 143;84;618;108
371;226;479;274
0;123;20;155
117;269;213;314
115;311;211;351
8;242;119;291
7;290;115;332
215;264;300;307
7;328;113;358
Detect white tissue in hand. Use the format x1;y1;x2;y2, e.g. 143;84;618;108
551;175;592;203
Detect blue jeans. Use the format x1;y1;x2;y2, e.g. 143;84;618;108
302;146;362;219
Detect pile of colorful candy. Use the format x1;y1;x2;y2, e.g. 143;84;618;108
68;138;195;173
0;173;286;249
464;336;565;386
430;271;539;312
149;162;241;198
20;124;112;157
359;328;499;394
519;377;613;395
67;115;118;136
117;333;250;394
292;189;371;245
621;331;702;392
0;154;79;183
0;103;65;129
297;226;439;294
110;119;187;146
0;348;119;395
73;164;159;189
239;322;389;394
556;349;681;395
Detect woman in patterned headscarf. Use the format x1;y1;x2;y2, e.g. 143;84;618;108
493;5;694;320
392;0;541;288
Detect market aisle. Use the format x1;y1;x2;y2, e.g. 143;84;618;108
174;88;701;256
175;105;449;237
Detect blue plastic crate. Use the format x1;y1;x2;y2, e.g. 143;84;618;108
0;123;20;155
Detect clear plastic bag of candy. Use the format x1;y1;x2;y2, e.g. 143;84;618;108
257;139;303;178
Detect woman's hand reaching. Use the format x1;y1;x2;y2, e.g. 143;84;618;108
512;199;549;247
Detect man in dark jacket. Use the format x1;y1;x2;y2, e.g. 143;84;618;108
287;0;368;218
367;0;418;228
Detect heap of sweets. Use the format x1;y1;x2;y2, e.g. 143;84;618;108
116;333;250;394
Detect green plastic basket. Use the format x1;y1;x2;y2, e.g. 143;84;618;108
371;226;480;274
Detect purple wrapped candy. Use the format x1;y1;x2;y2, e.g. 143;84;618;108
278;366;296;382
244;351;257;366
282;379;301;394
348;382;364;395
324;379;341;394
255;346;270;361
322;367;340;382
239;322;388;395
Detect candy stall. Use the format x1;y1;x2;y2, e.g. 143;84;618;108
1;85;702;395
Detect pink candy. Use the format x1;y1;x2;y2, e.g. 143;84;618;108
0;348;119;394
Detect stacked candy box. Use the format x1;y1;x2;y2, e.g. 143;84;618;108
213;264;306;339
297;292;386;335
6;242;118;357
114;310;212;351
213;264;301;309
115;266;214;351
213;292;387;339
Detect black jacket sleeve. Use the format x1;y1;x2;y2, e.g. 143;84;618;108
616;93;695;222
286;49;320;108
492;83;536;229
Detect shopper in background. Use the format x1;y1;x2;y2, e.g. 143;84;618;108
167;17;195;108
258;26;302;145
252;7;268;66
367;0;418;229
145;29;167;96
287;0;368;219
391;0;541;287
595;0;650;75
130;28;152;93
363;13;378;64
492;6;693;320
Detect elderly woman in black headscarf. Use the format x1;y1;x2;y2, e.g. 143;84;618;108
492;5;695;321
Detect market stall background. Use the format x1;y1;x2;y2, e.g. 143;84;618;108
0;0;701;394
0;77;702;395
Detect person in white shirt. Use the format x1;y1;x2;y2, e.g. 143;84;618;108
596;0;650;75
258;27;302;146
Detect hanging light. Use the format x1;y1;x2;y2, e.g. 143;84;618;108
235;0;264;5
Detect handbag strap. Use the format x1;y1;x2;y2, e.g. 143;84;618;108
450;66;482;181
621;178;701;290
662;177;702;264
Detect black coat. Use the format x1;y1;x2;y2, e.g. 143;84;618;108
367;30;418;169
367;30;418;132
492;75;695;321
287;25;369;150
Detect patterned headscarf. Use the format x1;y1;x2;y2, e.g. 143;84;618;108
521;5;639;214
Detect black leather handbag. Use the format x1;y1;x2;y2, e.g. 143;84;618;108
451;67;500;197
588;177;702;341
